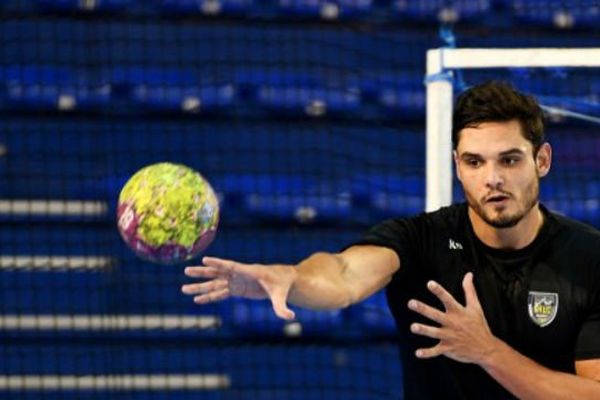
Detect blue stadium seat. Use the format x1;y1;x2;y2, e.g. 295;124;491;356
235;69;323;88
244;192;353;223
352;175;425;218
545;198;600;225
131;85;235;113
256;86;361;116
212;174;315;202
361;71;425;118
161;0;256;16
0;343;400;400
239;67;361;116
0;270;111;316
390;0;491;23
346;291;396;336
370;192;424;218
109;67;198;89
113;67;236;113
453;178;466;202
236;68;324;111
1;66;111;112
510;0;600;29
232;299;343;337
202;174;317;223
35;0;133;12
212;173;352;223
510;70;600;116
278;0;374;20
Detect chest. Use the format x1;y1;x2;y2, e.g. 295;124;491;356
427;241;590;359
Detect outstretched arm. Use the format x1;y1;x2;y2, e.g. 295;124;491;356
289;246;400;310
181;245;400;320
409;273;600;399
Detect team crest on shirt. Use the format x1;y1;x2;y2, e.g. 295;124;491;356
527;291;559;327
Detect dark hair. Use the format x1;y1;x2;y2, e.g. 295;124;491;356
452;81;545;154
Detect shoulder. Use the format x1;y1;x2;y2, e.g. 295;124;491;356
550;211;600;243
366;203;467;241
546;208;600;257
350;204;467;269
420;202;468;228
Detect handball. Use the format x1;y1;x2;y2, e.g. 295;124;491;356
117;162;219;264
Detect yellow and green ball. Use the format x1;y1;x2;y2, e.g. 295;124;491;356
117;162;219;264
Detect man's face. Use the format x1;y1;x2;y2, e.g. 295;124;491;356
454;120;551;229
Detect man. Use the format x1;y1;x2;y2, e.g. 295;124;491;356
182;81;600;399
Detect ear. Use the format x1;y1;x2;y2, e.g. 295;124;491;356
453;150;463;182
536;143;552;178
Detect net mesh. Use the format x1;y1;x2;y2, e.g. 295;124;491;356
0;1;599;399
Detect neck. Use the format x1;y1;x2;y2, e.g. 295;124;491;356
468;203;544;250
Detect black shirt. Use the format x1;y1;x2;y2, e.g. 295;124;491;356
355;202;600;399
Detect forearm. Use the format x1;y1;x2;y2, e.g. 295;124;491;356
287;252;355;310
481;339;600;399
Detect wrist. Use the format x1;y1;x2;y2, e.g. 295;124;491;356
284;263;299;291
478;336;508;370
287;263;298;281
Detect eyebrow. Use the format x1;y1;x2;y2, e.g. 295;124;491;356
459;148;525;160
498;148;526;156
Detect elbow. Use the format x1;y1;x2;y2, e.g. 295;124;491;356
308;282;355;311
340;283;361;309
338;291;355;310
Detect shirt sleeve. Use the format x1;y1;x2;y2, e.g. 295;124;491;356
346;214;430;272
575;281;600;360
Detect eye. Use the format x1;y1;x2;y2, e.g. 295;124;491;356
502;157;520;166
466;158;481;168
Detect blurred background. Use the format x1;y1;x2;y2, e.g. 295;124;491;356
0;1;599;399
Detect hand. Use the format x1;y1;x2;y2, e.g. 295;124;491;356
408;272;499;364
181;256;297;320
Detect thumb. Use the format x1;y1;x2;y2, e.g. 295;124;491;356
270;287;296;321
463;272;482;309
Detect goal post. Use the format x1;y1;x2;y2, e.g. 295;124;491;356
425;47;600;212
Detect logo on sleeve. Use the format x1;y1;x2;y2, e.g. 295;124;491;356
448;239;463;250
527;291;559;327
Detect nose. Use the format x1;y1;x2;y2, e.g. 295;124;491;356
484;164;504;190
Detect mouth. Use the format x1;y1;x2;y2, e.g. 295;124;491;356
485;193;511;205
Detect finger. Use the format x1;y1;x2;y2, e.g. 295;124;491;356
462;272;482;310
410;323;443;339
427;280;462;311
193;288;230;304
407;299;446;324
184;266;222;278
415;345;445;359
181;279;228;295
272;301;295;321
270;286;295;321
202;257;259;277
